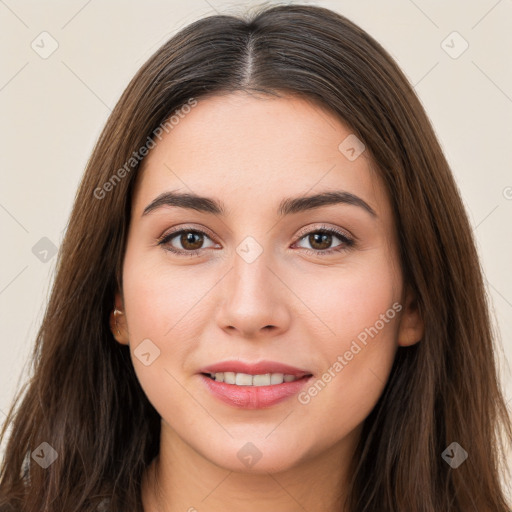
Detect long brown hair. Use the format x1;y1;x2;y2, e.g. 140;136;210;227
1;4;510;511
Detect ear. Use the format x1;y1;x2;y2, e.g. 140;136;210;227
397;286;424;347
109;291;129;346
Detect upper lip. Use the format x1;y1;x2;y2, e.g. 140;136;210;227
199;360;313;378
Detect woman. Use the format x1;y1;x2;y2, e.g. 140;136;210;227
0;4;510;511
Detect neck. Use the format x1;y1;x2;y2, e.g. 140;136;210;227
141;421;360;512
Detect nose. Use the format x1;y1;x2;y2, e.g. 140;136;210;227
214;245;292;339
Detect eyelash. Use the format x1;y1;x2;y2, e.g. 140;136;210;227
157;224;355;258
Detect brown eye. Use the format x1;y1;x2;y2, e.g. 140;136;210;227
179;231;204;250
308;232;333;250
295;227;355;256
158;228;217;256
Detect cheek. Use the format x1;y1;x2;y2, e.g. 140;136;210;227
296;249;400;355
120;246;210;410
328;273;398;350
122;241;217;346
291;252;400;431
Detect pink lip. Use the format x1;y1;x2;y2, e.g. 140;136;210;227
198;360;313;409
199;360;312;378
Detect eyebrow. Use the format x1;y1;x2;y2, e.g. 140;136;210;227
142;190;377;218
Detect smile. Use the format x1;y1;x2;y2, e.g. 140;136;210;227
198;361;314;409
203;372;301;386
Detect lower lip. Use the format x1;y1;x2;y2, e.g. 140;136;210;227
199;374;312;409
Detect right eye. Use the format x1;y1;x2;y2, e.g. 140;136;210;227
157;228;218;257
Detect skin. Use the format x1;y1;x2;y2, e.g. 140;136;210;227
110;92;424;512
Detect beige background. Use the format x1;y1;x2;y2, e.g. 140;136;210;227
1;0;511;489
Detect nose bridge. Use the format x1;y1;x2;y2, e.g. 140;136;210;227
231;234;276;306
215;233;290;335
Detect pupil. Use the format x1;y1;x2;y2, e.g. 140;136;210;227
182;232;203;250
311;233;331;250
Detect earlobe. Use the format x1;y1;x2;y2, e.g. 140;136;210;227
109;292;129;345
397;287;424;347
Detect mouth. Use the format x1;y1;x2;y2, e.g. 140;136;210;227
201;371;310;386
197;360;314;409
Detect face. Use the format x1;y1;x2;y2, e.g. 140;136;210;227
112;92;423;474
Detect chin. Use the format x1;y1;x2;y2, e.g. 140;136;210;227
203;436;309;474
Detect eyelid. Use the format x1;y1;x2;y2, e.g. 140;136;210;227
292;223;356;256
156;223;218;244
157;222;356;256
294;223;354;242
158;223;354;243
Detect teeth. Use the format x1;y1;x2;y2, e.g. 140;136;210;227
224;372;236;384
252;373;271;386
207;372;300;386
270;373;284;384
235;373;253;386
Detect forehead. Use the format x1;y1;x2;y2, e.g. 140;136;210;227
131;92;387;219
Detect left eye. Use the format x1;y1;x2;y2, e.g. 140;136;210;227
295;229;352;253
